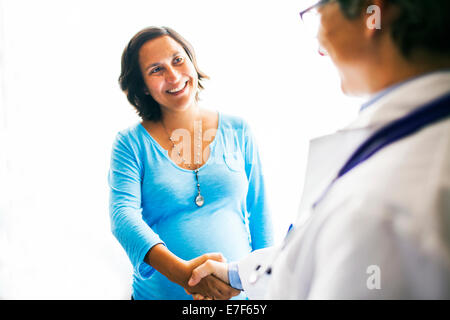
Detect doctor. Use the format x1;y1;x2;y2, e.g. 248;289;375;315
187;0;450;299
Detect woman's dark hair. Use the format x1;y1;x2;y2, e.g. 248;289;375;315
119;26;209;122
336;0;450;58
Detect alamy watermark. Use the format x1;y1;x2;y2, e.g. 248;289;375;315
167;121;246;166
366;264;381;290
366;5;381;30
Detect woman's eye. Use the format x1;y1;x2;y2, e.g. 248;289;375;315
150;67;161;74
173;57;184;64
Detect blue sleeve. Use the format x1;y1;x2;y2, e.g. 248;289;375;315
108;132;164;279
242;121;274;250
228;262;243;290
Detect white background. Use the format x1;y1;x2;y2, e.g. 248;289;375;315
0;0;363;299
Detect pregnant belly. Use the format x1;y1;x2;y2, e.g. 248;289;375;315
152;209;252;262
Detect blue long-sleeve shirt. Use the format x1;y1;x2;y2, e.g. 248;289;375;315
108;113;273;300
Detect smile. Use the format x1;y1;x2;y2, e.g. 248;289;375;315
167;81;188;95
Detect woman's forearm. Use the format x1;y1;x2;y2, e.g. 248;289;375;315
144;243;190;287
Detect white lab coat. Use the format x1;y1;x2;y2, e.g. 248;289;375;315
238;71;450;299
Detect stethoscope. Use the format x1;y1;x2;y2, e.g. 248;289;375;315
249;92;450;285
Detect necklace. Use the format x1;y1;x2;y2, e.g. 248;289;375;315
161;119;205;207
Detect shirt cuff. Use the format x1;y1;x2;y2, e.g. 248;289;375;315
228;262;243;290
136;242;166;280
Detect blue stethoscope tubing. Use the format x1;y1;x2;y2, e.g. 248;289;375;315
249;92;450;285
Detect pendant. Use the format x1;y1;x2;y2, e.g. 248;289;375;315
195;194;204;207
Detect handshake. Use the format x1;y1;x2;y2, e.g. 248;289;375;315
183;253;239;300
145;244;241;300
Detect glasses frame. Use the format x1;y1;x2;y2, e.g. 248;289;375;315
299;0;331;21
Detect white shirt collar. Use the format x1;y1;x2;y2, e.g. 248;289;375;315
343;70;450;130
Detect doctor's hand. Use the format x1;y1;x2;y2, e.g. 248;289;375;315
187;259;231;299
184;254;240;300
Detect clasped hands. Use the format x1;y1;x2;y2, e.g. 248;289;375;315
183;253;238;300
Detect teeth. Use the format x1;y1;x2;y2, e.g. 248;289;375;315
168;82;187;93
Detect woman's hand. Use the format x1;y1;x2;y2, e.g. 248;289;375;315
183;254;240;300
145;245;239;300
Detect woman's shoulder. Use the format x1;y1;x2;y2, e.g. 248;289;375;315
117;122;142;137
112;122;146;149
219;112;250;131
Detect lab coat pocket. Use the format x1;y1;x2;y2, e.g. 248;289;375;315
223;151;245;172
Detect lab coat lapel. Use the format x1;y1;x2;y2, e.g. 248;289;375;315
296;128;372;225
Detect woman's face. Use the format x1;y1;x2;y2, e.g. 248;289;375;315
138;36;199;115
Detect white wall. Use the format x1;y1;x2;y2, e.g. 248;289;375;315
0;0;363;299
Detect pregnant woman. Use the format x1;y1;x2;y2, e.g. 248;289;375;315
108;26;273;299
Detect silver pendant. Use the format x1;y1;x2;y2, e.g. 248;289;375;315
195;194;204;207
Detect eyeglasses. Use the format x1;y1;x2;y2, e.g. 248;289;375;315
299;0;331;22
299;0;332;55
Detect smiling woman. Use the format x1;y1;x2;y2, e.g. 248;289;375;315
108;26;274;300
119;27;208;122
138;37;198;115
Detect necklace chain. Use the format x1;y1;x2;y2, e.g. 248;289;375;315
161;118;205;207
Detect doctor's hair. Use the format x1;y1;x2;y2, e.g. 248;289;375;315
118;26;209;122
336;0;450;58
